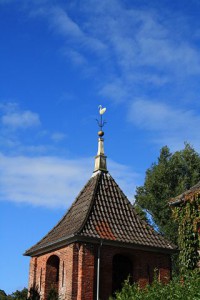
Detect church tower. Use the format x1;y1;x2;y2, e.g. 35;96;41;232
25;106;176;300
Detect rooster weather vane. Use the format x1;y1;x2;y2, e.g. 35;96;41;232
96;105;107;136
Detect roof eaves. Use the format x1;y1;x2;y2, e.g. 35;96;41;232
77;235;178;254
169;181;200;206
25;234;178;257
24;234;76;256
169;198;184;206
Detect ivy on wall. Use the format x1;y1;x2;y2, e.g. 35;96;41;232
173;194;200;272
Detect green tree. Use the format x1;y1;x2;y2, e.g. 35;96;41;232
0;288;28;300
0;290;7;300
11;288;28;300
135;143;200;244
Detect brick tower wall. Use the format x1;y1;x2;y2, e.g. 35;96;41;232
28;242;171;300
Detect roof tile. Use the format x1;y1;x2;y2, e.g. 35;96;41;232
25;172;176;256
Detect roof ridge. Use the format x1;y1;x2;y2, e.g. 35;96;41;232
76;172;101;234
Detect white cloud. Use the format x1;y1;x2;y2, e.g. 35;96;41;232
0;103;67;155
128;99;199;130
99;79;128;103
51;132;67;142
128;99;200;150
0;154;91;208
0;102;19;113
63;48;87;66
49;6;83;39
34;5;107;54
0;153;138;208
0;104;41;130
2;111;41;129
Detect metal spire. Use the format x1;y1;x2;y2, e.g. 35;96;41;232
94;105;107;173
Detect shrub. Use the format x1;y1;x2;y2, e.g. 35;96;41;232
112;269;200;300
47;288;59;300
27;286;40;300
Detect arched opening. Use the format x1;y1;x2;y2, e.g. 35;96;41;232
112;254;133;295
45;255;60;298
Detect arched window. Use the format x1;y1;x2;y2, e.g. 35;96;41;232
112;254;133;295
45;255;60;298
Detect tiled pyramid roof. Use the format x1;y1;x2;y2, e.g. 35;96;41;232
25;171;176;256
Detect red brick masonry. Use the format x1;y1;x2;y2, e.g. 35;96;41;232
28;242;171;300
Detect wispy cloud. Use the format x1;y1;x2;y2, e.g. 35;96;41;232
99;79;129;104
32;5;107;54
3;1;200;106
2;111;40;129
2;0;200;153
0;153;138;208
128;99;200;149
0;102;68;155
31;0;200;108
62;48;88;66
48;6;83;39
0;103;41;129
51;132;67;142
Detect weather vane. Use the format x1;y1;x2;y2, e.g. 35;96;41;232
96;105;106;137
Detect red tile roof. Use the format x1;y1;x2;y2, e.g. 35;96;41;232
25;172;176;256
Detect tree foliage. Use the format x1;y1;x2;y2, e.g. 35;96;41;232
135;143;200;243
0;287;40;300
0;288;28;300
0;290;8;300
11;288;28;300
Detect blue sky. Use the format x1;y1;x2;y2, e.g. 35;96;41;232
1;0;200;294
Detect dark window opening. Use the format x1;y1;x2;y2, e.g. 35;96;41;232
147;264;160;283
112;254;133;295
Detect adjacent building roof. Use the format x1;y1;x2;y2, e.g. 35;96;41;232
170;181;200;206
